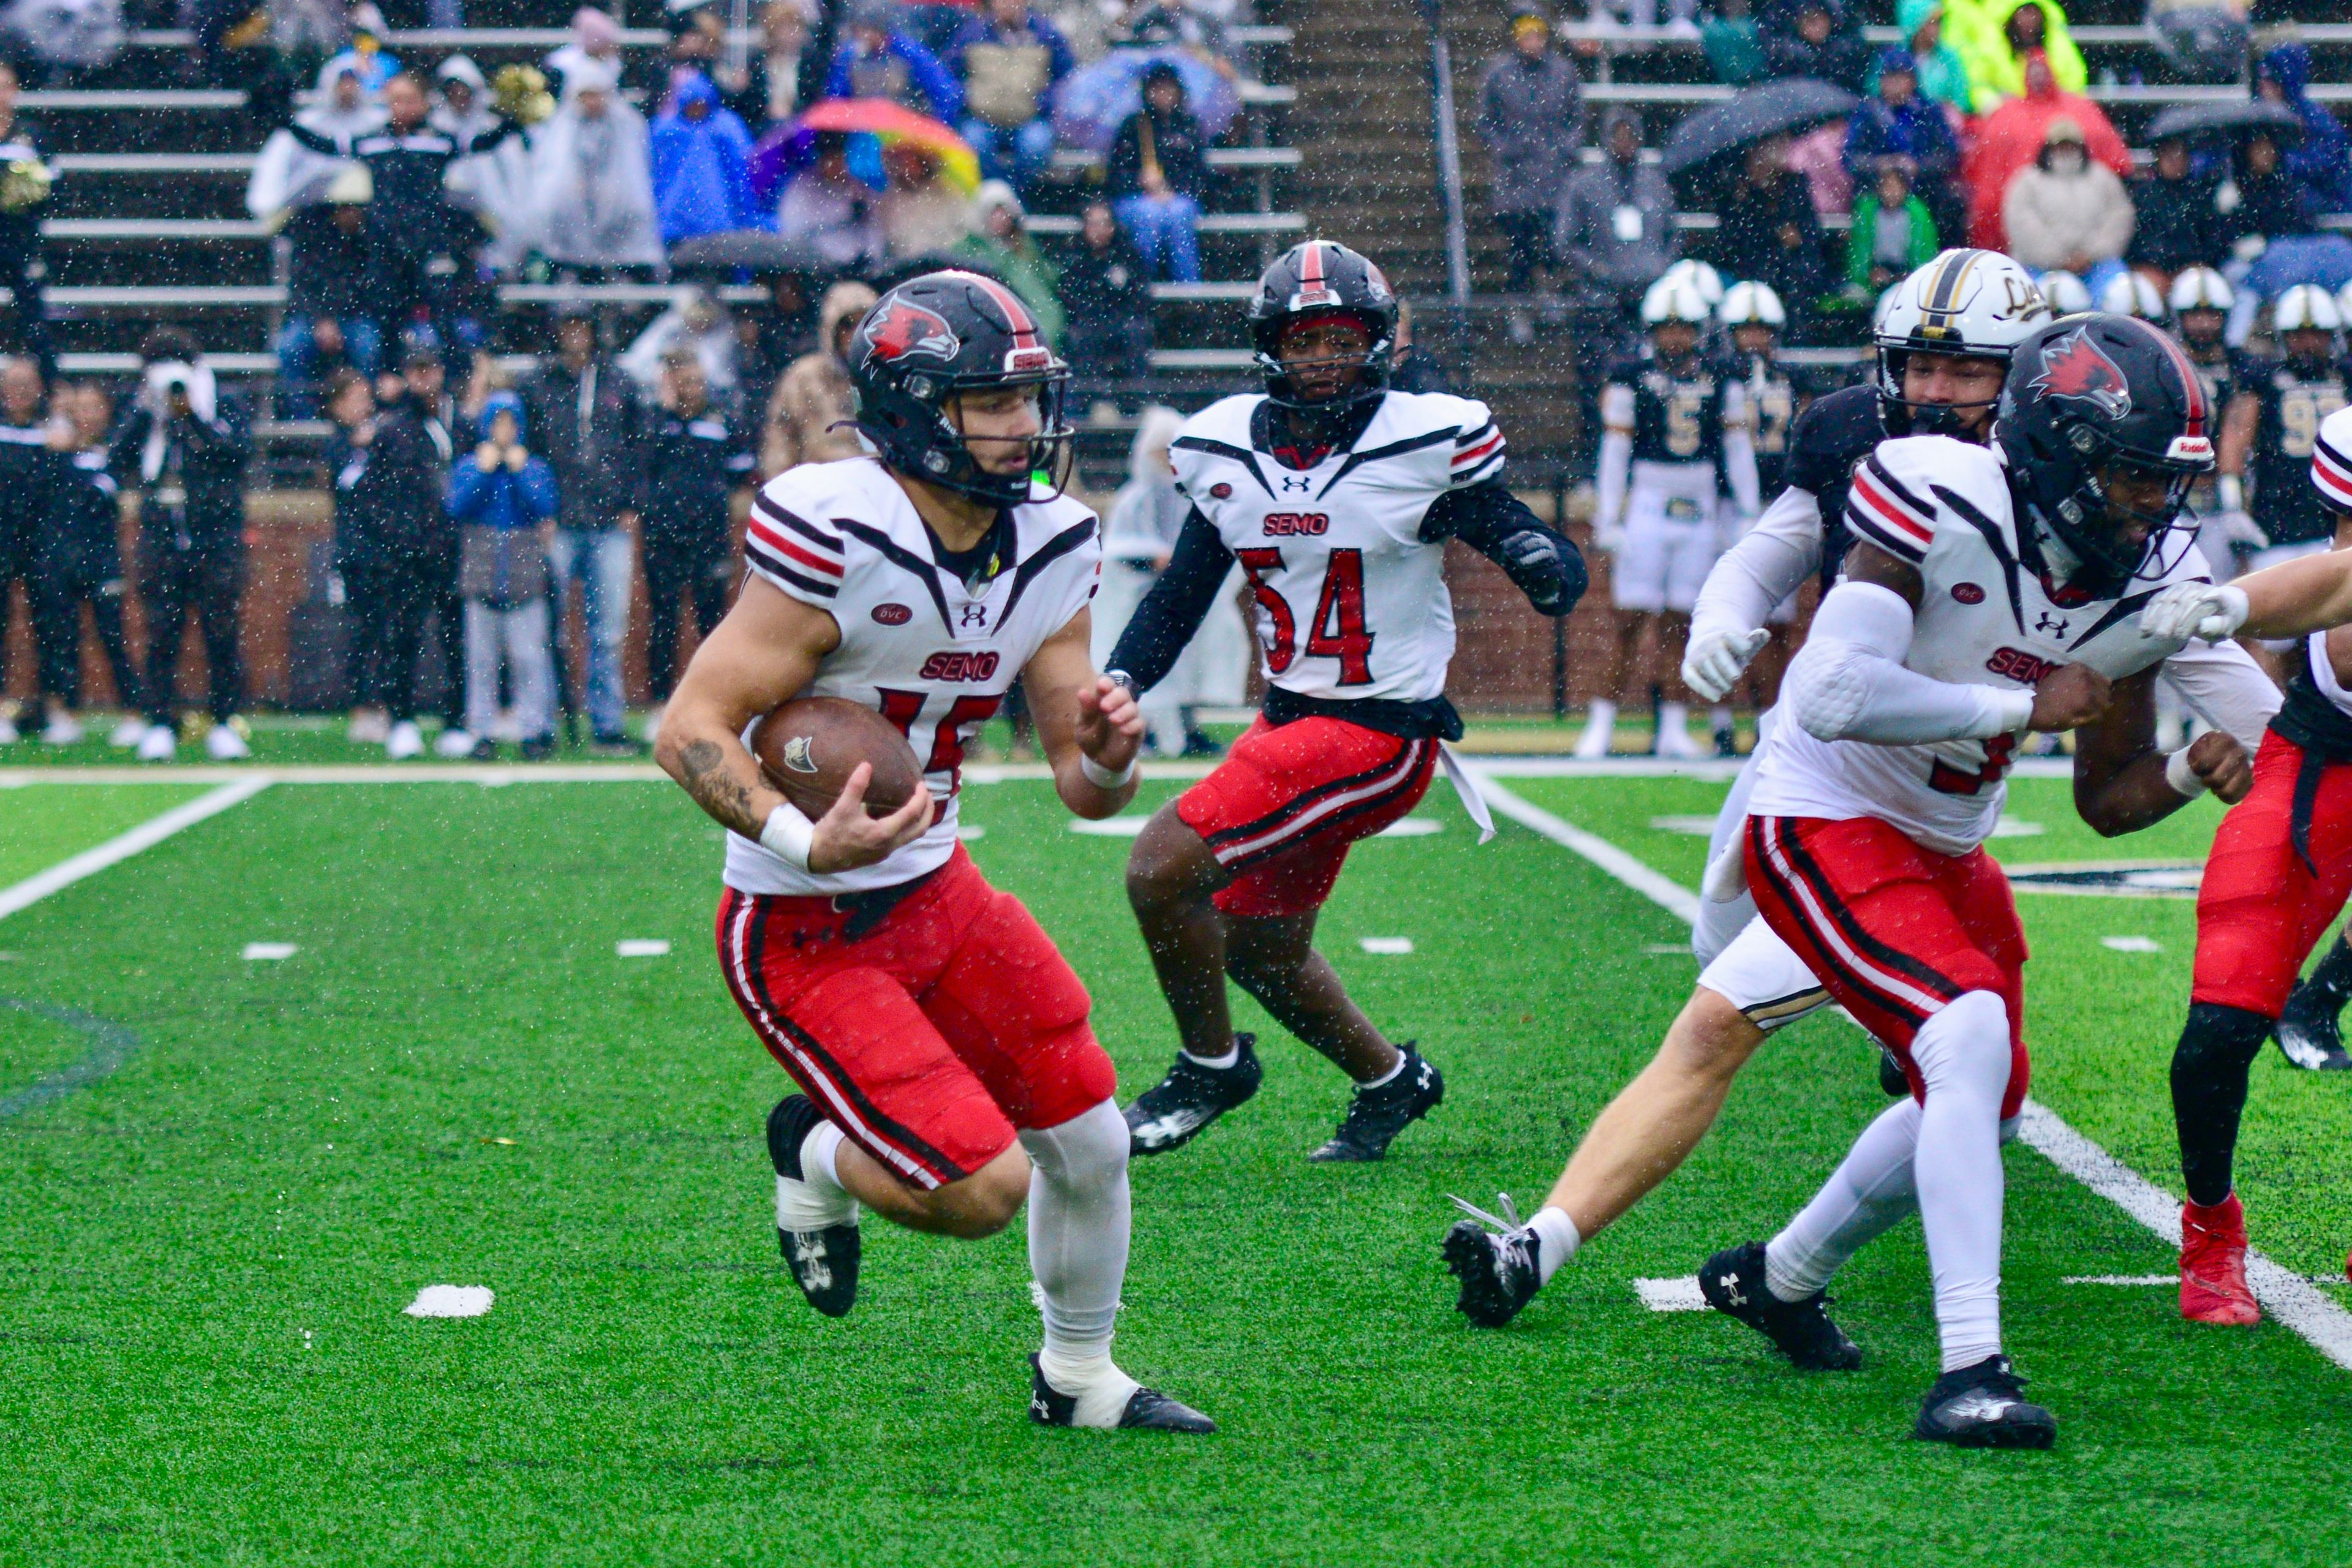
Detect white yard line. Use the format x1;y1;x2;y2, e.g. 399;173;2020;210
0;777;271;924
2017;1106;2352;1370
1490;774;2352;1373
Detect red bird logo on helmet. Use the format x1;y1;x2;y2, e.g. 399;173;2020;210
2031;326;2133;420
861;299;961;364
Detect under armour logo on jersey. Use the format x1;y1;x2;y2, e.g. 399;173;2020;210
1280;475;1312;492
959;603;990;628
2035;611;2070;637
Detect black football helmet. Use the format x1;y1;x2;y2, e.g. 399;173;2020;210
850;269;1072;507
1996;312;2216;595
1246;239;1397;409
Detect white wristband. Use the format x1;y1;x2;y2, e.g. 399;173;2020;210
758;801;816;869
2218;475;2245;514
1079;752;1137;790
2164;746;2209;801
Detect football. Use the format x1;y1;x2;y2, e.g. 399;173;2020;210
748;696;925;820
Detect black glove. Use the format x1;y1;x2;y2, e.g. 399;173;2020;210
1498;527;1585;616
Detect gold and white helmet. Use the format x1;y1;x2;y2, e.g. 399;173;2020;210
1872;248;2053;436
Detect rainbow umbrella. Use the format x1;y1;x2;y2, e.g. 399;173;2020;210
755;97;981;202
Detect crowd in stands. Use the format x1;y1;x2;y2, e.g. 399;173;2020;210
0;0;1265;752
1477;3;2352;352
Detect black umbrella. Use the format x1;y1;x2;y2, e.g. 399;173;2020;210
664;230;831;273
1660;78;1861;179
2145;97;2304;145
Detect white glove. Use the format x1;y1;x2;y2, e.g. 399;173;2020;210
2215;509;2268;550
1682;627;1771;703
2140;581;2250;644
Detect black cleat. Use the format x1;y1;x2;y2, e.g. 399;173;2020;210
1028;1355;1216;1433
1914;1354;2057;1449
1713;725;1738;759
1312;1044;1443;1163
1697;1241;1863;1371
1879;1045;1912;1096
1125;1035;1262;1156
2274;981;2352;1071
1442;1192;1544;1328
766;1095;860;1318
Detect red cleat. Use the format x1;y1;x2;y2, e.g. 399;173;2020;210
2180;1194;2260;1326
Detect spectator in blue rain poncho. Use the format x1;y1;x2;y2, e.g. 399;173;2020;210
652;70;761;244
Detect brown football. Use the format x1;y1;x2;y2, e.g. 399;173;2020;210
748;696;925;820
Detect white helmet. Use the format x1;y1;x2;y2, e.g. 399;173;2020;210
2038;270;2093;315
1659;257;1724;307
1872;249;2054;437
2277;282;2345;334
2098;271;2165;319
2168;265;2235;316
1719;280;1786;329
2339;279;2352;330
1642;273;1713;326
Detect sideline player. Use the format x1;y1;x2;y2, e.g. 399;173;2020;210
2138;406;2352;1319
2217;286;2347;669
1576;272;1760;760
653;271;1212;1433
1705;314;2247;1446
1713;279;1814;751
1105;240;1585;1162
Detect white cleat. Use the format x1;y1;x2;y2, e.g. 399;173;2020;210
1571;722;1613;760
345;709;390;745
40;712;83;746
384;720;424;760
0;715;17;745
108;717;147;748
205;723;251;761
434;726;477;759
136;723;176;762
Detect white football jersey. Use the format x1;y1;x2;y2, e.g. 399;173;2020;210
1749;435;2211;856
728;456;1101;895
1168;389;1504;705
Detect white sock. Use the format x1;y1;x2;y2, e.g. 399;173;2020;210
1530;1206;1580;1284
1357;1054;1406;1090
1766;1098;1921;1302
1583;699;1617;736
1181;1042;1240;1071
1909;990;2013;1373
1659;701;1689;736
1021;1101;1139;1427
775;1121;853;1231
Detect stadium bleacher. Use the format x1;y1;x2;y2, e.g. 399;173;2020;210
18;17;1305;471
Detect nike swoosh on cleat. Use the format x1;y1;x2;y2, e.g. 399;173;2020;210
1131;1111;1213;1147
1942;1394;2019;1422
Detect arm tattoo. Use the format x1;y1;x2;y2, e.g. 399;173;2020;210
675;737;765;837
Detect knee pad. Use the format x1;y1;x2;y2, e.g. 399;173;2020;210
1018;1098;1129;1191
2173;1001;2271;1079
1911;989;2012;1102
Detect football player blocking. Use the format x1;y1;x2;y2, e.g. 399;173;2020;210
1450;254;2277;1447
1101;241;1586;1163
653;270;1211;1433
2141;405;2352;1325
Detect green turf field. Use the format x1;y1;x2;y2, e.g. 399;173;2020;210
4;767;2351;1566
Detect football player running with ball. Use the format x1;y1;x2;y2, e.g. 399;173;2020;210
653;271;1213;1434
2139;406;2352;1321
1106;241;1585;1163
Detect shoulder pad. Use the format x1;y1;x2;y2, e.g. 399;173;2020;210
1844;435;2003;567
1178;394;1260;447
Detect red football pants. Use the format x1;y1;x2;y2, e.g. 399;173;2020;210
714;847;1117;1189
1176;715;1439;919
2193;730;2352;1019
1746;814;2030;1118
